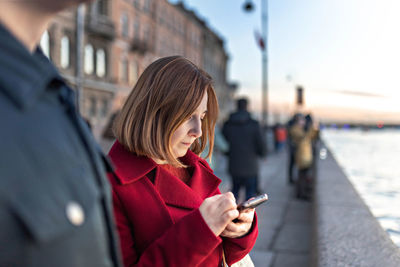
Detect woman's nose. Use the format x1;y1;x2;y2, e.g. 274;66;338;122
189;118;202;138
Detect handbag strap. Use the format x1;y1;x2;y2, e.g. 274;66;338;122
222;249;229;267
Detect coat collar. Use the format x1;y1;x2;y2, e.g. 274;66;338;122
108;141;156;183
108;141;221;209
0;24;62;110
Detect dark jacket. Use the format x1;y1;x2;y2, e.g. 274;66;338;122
0;24;121;267
108;141;258;266
222;110;267;177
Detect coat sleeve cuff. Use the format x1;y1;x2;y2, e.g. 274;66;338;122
182;208;222;253
223;212;259;265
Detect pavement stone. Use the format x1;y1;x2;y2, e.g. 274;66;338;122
250;250;274;267
284;200;312;224
272;223;311;253
273;252;309;267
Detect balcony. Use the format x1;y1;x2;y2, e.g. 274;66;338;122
86;14;116;40
130;38;151;55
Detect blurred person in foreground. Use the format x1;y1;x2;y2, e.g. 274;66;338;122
108;56;258;266
0;1;122;266
222;98;267;201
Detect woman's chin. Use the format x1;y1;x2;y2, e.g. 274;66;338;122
175;149;188;159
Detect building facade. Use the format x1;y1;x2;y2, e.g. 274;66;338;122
42;0;234;140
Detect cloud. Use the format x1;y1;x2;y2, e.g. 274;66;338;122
334;90;386;98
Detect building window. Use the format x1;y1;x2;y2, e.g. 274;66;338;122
143;25;150;43
129;61;138;85
134;0;140;9
143;0;151;13
84;44;94;74
60;36;70;69
97;0;108;15
96;48;106;77
134;20;140;39
89;97;97;117
121;13;129;38
100;98;109;117
40;31;50;58
120;58;128;82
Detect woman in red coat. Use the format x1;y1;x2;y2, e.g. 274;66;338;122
108;56;258;266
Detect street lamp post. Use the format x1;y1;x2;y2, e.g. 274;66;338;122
76;4;85;112
243;0;268;127
261;0;268;127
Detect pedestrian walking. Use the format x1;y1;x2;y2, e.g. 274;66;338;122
274;123;287;152
0;1;122;266
289;114;318;199
108;56;258;266
222;98;267;201
287;113;302;184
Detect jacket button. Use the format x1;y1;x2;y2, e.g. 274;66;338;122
66;201;85;226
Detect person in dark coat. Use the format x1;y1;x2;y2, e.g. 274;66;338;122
0;1;122;266
222;98;267;200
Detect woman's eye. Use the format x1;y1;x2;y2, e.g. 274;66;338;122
188;114;205;121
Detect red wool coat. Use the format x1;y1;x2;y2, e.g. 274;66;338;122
108;141;258;267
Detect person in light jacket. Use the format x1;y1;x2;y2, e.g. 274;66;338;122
289;114;318;199
108;56;258;266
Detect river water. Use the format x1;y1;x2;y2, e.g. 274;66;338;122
322;129;400;247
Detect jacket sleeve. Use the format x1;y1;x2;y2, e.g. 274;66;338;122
223;213;259;265
222;121;230;140
255;122;267;157
209;187;259;266
111;189;222;267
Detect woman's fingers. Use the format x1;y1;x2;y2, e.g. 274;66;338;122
220;208;255;238
220;223;247;238
199;192;239;237
223;208;240;222
237;208;255;222
217;192;236;210
224;221;241;232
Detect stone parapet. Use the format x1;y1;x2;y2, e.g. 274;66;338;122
311;148;400;266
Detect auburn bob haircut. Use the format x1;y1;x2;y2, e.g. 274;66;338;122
113;56;219;166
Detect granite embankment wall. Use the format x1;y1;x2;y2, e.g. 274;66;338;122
311;148;400;266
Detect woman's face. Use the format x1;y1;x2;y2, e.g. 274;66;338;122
170;92;208;159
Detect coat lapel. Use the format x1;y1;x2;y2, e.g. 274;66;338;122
154;167;202;209
189;162;221;199
154;151;221;210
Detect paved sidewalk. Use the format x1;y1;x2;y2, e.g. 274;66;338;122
216;150;312;267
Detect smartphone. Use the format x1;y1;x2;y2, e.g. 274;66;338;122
237;193;268;211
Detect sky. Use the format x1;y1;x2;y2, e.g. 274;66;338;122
169;0;400;123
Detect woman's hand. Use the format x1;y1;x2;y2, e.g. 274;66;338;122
220;208;255;238
199;192;239;236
